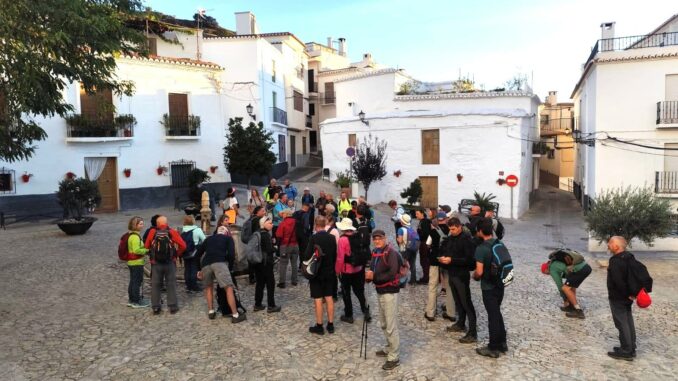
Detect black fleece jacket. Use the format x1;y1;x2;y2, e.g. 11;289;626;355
608;251;632;302
439;232;476;275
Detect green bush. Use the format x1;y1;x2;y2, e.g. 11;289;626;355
586;186;674;246
334;170;352;188
400;179;423;205
473;191;497;212
56;177;101;220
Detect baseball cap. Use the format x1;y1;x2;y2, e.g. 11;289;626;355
436;211;447;220
371;229;386;238
439;205;452;213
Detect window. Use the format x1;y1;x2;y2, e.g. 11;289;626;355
348;134;357;147
147;37;158;55
272;60;276;82
169;160;195;188
540;114;550;126
293;91;303;112
278;134;286;163
421;129;440;164
167;93;192;135
308;69;315;92
0;168;15;194
80;86;113;121
547;149;555;159
324;82;335;104
272;91;277;109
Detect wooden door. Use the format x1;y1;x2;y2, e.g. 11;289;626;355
97;158;119;212
290;135;297;167
302;137;307;155
419;176;438;208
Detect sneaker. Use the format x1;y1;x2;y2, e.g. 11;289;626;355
459;334;478;343
607;350;634;361
424;313;435;322
169;307;179;315
277;283;286;289
613;347;637;357
253;305;266;312
309;324;324;335
267;305;282;313
375;350;388;357
127;302;135;308
291;282;298;286
340;315;354;324
442;313;457;323
208;310;216;320
559;304;575;312
132;300;150;308
231;313;247;324
446;324;465;332
566;309;585;319
476;346;500;358
326;322;335;334
152;308;161;315
382;360;400;370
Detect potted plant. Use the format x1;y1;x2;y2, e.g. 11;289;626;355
393;169;402;177
210;165;218;174
497;178;506;186
456;173;463;182
114;114;137;137
334;170;353;197
473;191;498;214
55;176;101;235
156;165;168;175
21;172;33;183
65;171;76;180
123;168;131;178
400;178;423;217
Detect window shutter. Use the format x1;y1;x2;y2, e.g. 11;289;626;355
421;130;439;164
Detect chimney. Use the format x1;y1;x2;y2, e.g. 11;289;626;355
600;22;615;40
235;11;259;35
338;38;346;57
546;91;557;106
327;37;333;49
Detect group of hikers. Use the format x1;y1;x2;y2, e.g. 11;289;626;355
119;179;653;370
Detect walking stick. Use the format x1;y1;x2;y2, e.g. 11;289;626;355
360;304;369;360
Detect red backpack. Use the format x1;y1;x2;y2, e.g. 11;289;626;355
118;232;142;261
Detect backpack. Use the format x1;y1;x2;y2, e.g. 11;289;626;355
368;210;376;230
245;231;263;265
180;229;197;259
241;217;254;244
626;254;653;295
495;219;505;240
347;233;371;267
405;227;419;252
118;232;141;261
487;240;514;288
294;214;306;244
151;229;176;263
302;244;324;280
373;247;409;288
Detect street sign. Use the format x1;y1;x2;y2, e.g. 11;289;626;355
346;147;355;157
506;174;518;188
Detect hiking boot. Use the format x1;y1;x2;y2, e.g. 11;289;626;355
459;333;478;344
417;278;429;284
253;305;266;312
446;324;465;332
277;283;286;289
375;350;388;357
152;308;161;315
382;360;400;370
364;310;372;323
340;315;354;324
499;343;509;353
476;346;500;358
560;304;575;312
231;313;247;324
566;309;585;319
614;347;637;357
291;282;298;286
607;350;634;361
326;322;335;334
309;324;324;335
267;305;282;313
169;307;179;315
208;310;216;320
442;313;457;322
424;313;435;322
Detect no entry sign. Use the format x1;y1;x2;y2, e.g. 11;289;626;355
505;174;518;188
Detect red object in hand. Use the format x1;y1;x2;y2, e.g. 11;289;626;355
636;288;652;308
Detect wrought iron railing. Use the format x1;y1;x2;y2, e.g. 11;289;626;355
309;82;319;93
656;171;678;193
271;107;288;125
65;114;136;138
169;160;196;188
306;115;312;128
162;114;201;136
321;91;335;104
585;32;678;66
657;101;678;124
540;117;573;135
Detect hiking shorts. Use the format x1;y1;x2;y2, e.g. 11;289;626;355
202;262;234;289
564;264;592;288
309;276;334;299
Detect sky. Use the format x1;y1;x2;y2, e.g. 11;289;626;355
144;0;677;101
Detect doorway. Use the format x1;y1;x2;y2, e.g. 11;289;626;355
310;131;317;153
290;135;297;167
97;158;119;212
419;176;438;208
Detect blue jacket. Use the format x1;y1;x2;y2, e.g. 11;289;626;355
284;184;298;200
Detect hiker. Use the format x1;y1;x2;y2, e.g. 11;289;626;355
324;206;341;300
337;192;352;218
606;236;637;361
484;210;505;239
248;187;265;214
542;249;591;319
301;187;314;206
293;203;313;258
347;200;358;222
466;205;483;235
304;215;338;335
196;226;246;323
142;214;160;242
244;206;266;284
181;215;206;293
263;178;282;202
252;216;282;313
425;212;455;322
415;209;431;284
388;200;405;235
283;179;298;204
335;218;371;324
325;193;338;219
365;229;401;371
125;216;149;308
144;216;187;315
213;213;232;235
472;218;508;357
273;193;289;234
276;208;299;288
396;214;418;285
221;187;239;223
315;190;327;217
439;217;477;343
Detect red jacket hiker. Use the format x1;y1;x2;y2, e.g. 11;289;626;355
275;216;298;247
144;225;187;264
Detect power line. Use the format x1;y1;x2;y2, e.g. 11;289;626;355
600;141;678;157
604;136;678;151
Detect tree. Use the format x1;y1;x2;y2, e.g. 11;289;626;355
505;73;529;91
586;186;674;246
223;118;276;188
400;179;423;205
351;134;387;201
0;0;146;162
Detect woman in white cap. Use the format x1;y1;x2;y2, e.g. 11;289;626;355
396;214;419;285
335;218;371;324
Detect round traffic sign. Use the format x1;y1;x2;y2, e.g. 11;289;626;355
505;174;518;188
346;147;355;157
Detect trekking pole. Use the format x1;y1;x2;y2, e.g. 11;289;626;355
360;304;369;360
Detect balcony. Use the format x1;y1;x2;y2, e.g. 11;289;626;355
161;114;201;138
656;171;678;194
657;101;678;126
271;107;288;125
585;31;678;66
309;82;319;93
65;114;136;141
540;117;573;136
306;115;312;128
321;91;335;105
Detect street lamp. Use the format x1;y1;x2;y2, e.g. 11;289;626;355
358;110;369;126
246;103;256;120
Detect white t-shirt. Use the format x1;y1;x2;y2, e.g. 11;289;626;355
223;196;238;210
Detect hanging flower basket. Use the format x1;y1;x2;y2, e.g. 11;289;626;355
65;172;76;180
496;178;506;186
393;170;402;178
21;172;33;183
210;166;218;174
156;165;168;176
123;168;131;178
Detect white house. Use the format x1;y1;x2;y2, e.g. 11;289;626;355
572;15;678;250
320;69;540;219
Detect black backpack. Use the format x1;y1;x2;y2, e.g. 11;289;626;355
486;240;514;287
626;254;653;294
241;217;254;244
347;233;370;266
151;228;176;263
495;219;505;240
180;229;197;259
294;212;307;244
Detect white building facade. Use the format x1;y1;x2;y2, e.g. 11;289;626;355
572;16;678;250
320;69;540;219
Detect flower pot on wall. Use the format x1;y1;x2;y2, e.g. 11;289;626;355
210;166;218;174
123;169;131;178
21;174;32;183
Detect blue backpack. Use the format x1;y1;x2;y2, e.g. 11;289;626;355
405;227;419;252
488;240;514;287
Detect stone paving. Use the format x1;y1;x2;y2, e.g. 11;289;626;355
1;185;677;380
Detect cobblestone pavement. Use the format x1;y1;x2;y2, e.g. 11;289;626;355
1;186;677;380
